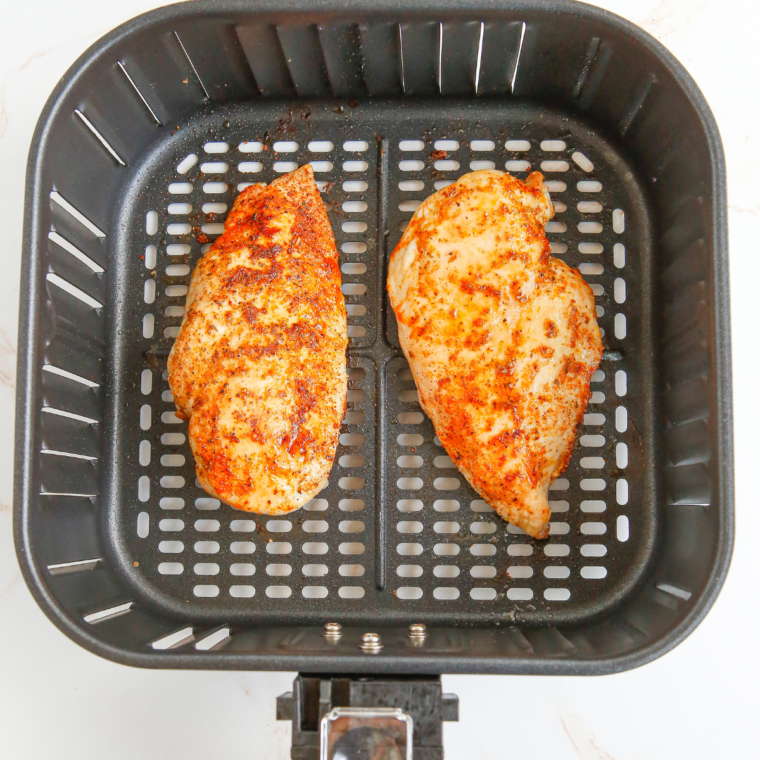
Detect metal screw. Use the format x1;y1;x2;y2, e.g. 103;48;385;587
360;632;383;653
409;623;427;643
323;622;342;641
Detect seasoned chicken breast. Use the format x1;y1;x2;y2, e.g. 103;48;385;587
388;170;603;538
168;165;347;515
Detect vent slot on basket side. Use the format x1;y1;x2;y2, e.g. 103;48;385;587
235;18;531;99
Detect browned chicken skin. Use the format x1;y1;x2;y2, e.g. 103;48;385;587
168;165;347;514
388;170;603;538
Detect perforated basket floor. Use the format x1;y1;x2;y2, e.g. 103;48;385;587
94;101;656;626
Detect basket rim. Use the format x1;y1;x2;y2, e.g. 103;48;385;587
13;0;734;675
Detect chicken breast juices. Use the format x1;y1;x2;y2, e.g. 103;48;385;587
388;170;603;538
168;165;347;515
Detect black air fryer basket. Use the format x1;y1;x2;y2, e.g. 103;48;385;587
14;0;733;745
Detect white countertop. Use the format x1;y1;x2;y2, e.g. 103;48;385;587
0;1;756;757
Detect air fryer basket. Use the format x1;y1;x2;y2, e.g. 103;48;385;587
14;0;733;674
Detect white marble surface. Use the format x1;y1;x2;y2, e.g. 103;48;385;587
0;1;757;757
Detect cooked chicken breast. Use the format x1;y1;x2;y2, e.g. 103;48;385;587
388;170;603;538
168;165;347;515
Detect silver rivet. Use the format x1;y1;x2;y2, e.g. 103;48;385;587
323;622;342;641
360;632;383;653
409;623;427;642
